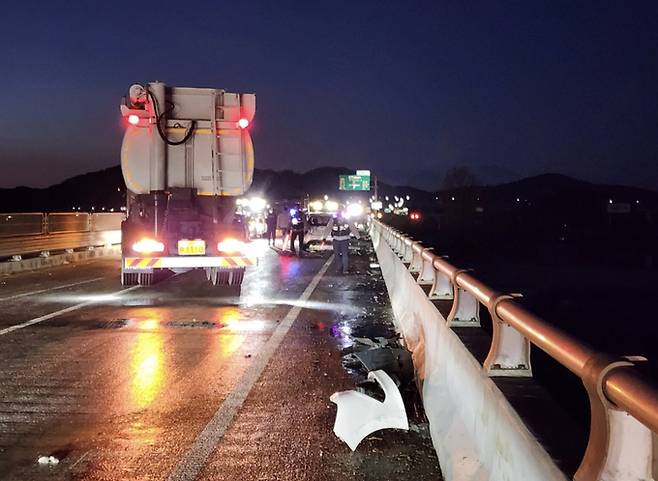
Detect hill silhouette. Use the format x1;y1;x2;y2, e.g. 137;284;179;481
1;167;656;213
0;165;431;212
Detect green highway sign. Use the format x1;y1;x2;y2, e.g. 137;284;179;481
339;174;371;191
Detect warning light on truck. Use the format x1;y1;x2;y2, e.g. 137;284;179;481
132;238;165;254
217;238;245;254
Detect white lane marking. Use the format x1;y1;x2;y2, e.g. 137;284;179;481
0;277;106;302
0;285;142;337
166;255;335;481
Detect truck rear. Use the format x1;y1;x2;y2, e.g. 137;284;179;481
119;81;256;286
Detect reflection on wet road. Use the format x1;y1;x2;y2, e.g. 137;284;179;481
131;328;165;409
0;244;330;480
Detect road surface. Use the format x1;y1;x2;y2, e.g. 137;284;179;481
0;240;440;480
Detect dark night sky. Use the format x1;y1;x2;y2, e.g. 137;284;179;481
1;1;657;190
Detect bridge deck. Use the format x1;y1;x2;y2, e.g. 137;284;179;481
0;241;440;480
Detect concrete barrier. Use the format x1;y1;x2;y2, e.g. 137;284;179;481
371;226;568;481
0;245;120;275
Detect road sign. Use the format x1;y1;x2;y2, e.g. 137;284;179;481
339;174;371;191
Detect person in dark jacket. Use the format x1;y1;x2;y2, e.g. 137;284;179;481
326;212;359;273
266;209;277;246
289;206;306;256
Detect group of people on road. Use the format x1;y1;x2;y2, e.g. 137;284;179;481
265;205;308;255
264;203;359;273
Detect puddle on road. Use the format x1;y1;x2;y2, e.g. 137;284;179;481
93;318;225;330
92;317;273;332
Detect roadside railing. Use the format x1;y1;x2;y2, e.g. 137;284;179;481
372;219;657;481
0;212;123;259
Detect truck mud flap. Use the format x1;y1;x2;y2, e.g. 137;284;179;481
206;267;245;286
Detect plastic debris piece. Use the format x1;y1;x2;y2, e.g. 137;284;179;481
369;263;380;268
354;348;413;378
351;336;393;349
37;455;59;465
330;370;409;451
352;337;379;347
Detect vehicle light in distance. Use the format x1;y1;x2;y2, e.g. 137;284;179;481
324;200;339;212
217;238;245;254
345;203;364;219
410;212;421;221
132;238;165;253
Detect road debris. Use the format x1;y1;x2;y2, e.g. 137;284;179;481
330;370;409;451
352;336;392;349
37;455;59;465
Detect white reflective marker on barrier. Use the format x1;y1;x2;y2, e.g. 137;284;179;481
330;370;409;451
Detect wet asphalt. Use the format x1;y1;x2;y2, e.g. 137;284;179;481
0;239;441;480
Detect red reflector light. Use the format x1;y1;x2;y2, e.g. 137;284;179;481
238;118;249;129
128;114;140;125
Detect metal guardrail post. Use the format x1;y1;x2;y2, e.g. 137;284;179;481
447;269;481;327
416;248;436;285
483;293;532;377
576;355;654;481
408;243;424;272
428;256;454;300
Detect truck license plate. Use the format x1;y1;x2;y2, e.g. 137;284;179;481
178;239;206;256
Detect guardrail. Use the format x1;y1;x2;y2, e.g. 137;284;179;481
0;212;123;259
372;219;657;481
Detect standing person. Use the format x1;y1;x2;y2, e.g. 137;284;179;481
326;211;359;274
289;206;306;256
276;206;290;249
266;209;277;246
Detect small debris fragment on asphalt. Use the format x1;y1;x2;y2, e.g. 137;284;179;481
244;354;252;358
352;336;393;349
369;263;380;269
37;455;59;465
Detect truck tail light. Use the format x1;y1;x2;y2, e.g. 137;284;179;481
128;114;140;125
132;238;165;254
237;118;249;129
217;238;245;254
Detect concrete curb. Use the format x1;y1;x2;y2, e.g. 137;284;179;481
0;245;121;275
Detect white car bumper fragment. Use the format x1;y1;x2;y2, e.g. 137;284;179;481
330;370;409;451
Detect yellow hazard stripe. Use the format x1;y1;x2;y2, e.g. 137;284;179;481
124;258;162;269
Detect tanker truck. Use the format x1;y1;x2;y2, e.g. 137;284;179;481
118;81;256;286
